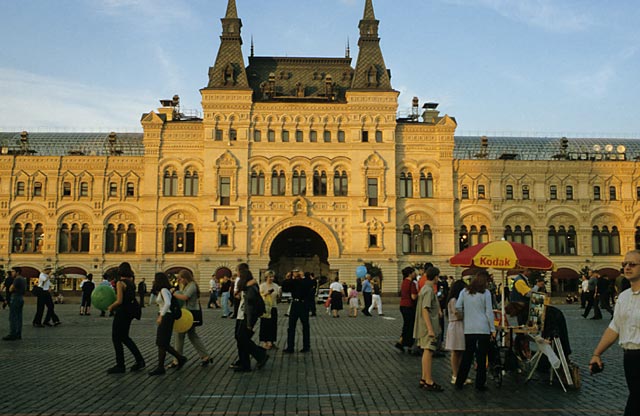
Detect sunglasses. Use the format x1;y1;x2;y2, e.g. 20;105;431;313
621;262;640;268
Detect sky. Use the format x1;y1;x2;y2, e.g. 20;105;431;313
1;0;639;137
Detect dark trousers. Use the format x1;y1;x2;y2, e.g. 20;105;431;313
41;291;59;324
624;349;640;416
599;291;613;315
138;293;145;307
580;291;587;308
287;300;310;351
208;291;218;308
583;292;601;318
111;311;144;368
362;292;372;315
399;306;415;347
308;297;317;315
456;333;490;389
9;295;24;338
236;320;266;370
33;291;46;325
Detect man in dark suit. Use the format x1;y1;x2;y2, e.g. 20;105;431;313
137;278;147;308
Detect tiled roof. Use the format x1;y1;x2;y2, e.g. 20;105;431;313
0;132;144;156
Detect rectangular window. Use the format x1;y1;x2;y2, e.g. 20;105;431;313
506;185;513;200
566;186;573;200
33;182;43;197
636;186;640;200
338;130;345;143
362;131;369;142
375;130;383;143
281;130;289;142
219;233;229;247
309;130;317;142
215;129;223;141
253;130;261;142
477;184;485;199
367;178;378;207
522;185;530;200
594;186;601;201
126;182;135;197
16;181;25;196
220;177;231;206
80;182;89;197
610;186;617;200
109;182;117;197
550;185;557;200
63;182;71;196
295;130;303;142
229;129;237;141
368;234;378;247
268;130;275;142
323;131;331;142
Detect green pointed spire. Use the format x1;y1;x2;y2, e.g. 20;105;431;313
207;0;248;89
363;0;376;20
225;0;238;19
351;0;392;90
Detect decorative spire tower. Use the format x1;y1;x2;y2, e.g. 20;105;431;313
351;0;392;90
206;0;248;88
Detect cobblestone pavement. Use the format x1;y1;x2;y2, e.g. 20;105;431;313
0;298;627;416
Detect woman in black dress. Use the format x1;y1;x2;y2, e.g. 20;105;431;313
106;262;145;374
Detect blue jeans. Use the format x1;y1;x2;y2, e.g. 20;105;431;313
222;292;231;317
9;295;24;338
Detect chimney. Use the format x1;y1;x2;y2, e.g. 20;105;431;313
422;102;440;123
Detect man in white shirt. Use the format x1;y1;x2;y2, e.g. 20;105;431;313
34;265;61;327
591;250;640;416
208;274;220;309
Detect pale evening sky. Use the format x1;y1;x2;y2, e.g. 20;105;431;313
0;0;639;137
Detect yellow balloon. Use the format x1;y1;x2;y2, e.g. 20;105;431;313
172;308;193;333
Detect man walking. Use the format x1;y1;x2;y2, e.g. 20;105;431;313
137;278;147;308
362;274;373;316
3;267;26;341
583;270;601;320
208;274;220;309
282;268;312;352
35;265;61;327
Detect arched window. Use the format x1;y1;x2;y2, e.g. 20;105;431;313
399;172;413;198
313;171;327;196
126;182;135;197
504;225;513;242
422;225;433;254
548;226;557;255
63;182;71;196
513;225;523;244
593;186;601;200
412;225;422;253
477;185;486;199
593;225;620;255
164;223;195;253
11;222;44;253
550;185;557;200
402;225;411;254
506;185;513;200
293;170;307;196
469;225;479;246
523;226;533;247
163;170;178;196
567;225;577;255
184;171;199;196
80;182;89;197
59;222;90;253
566;185;573;200
250;171;265;196
479;225;489;243
611;226;621;254
635;227;640;250
420;172;434;198
522;185;530;200
459;225;469;251
609;186;617;200
271;170;285;196
105;224;115;253
461;185;469;200
333;171;348;196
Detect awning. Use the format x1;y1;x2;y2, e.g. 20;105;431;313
61;266;87;276
551;267;580;280
597;267;621;280
165;266;192;276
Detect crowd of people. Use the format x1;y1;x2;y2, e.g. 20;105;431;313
2;255;639;414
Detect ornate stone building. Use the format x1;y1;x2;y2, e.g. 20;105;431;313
1;0;638;292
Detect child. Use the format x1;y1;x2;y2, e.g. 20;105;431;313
348;285;359;317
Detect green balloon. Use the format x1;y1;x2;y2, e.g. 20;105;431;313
91;285;116;311
174;290;186;307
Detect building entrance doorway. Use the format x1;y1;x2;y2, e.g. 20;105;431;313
269;226;330;282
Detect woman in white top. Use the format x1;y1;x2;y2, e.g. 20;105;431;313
148;272;187;376
259;270;280;349
329;276;344;318
454;271;496;391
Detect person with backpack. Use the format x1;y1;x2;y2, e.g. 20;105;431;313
233;267;268;372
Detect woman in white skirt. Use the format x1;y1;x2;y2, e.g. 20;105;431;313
445;279;469;384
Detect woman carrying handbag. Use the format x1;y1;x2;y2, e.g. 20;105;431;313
170;269;213;368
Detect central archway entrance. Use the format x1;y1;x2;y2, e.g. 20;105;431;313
269;226;330;281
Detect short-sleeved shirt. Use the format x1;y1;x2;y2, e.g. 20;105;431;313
400;278;417;307
182;281;199;310
362;279;372;293
413;282;440;340
609;287;640;350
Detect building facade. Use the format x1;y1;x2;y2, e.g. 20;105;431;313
1;0;638;292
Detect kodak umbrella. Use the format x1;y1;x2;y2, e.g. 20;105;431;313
450;240;554;327
450;240;554;271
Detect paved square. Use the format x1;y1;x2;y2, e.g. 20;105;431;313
0;299;627;415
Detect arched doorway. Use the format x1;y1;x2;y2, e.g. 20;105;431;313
269;226;330;281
